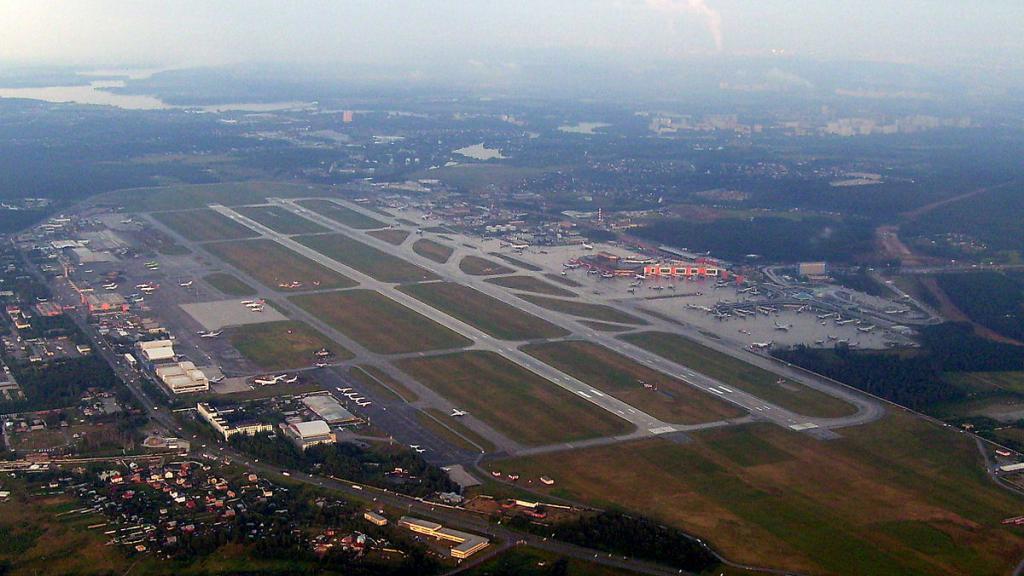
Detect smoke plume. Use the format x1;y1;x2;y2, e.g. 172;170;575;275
645;0;723;52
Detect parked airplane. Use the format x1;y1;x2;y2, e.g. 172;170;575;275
581;243;594;250
749;341;773;350
198;330;222;338
178;280;193;287
774;321;792;331
857;324;876;333
450;409;468;417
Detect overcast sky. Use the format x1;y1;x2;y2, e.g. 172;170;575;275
1;1;1021;71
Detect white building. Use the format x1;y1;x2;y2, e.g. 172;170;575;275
155;361;209;394
137;339;175;363
197;402;273;440
285;420;335;450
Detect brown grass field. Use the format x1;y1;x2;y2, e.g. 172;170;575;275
228;320;351;370
399;282;570;340
395;351;633;445
491;412;1024;576
459;255;514;276
621;331;856;418
546;273;582;287
485;275;577;297
297;233;437;283
205;238;357;291
297;199;386;229
235;205;329;234
367;228;410;245
579;320;632;332
518;294;647;325
488;253;543;271
522;341;746;424
412;238;454;263
153;208;259;242
291;290;472;354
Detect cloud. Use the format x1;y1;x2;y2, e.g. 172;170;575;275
645;0;723;51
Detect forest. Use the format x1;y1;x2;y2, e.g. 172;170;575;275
229;433;457;498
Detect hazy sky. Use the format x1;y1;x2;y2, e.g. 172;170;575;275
1;1;1021;71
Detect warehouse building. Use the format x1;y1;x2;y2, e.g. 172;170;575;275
398;516;489;559
301;394;361;425
155;361;209;394
284;420;335;451
136;339;175;364
197;402;273;440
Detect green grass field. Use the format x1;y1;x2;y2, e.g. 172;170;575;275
103;181;324;212
412;238;454;263
490;413;1024;576
291;290;472;354
459;255;514;276
235;205;329;234
423;407;496;452
297;199;386;229
367;228;410;245
518;294;647;325
945;371;1024;396
153;208;259;242
203;272;256;296
297;233;437;283
485;275;577;297
349;365;419;402
205;238;357;291
462;546;645;576
522;341;746;424
620;332;856;418
399;282;570;341
228;321;350;370
395;351;633;445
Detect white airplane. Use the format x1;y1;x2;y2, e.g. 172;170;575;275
281;375;298;383
356;400;372;407
750;341;773;350
409;444;421;450
337;387;352;393
198;330;222;338
414;447;426;453
179;280;193;287
774;321;792;331
253;375;280;386
450;409;468;417
240;300;256;305
857;324;876;333
103;283;118;290
581;243;594;250
509;243;529;250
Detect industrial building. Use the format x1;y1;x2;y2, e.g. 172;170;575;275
155;361;209;394
136;339;175;363
398;516;489;559
82;292;129;315
197;402;273;440
301;394;361;425
363;511;388;526
642;262;726;278
284;420;336;450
